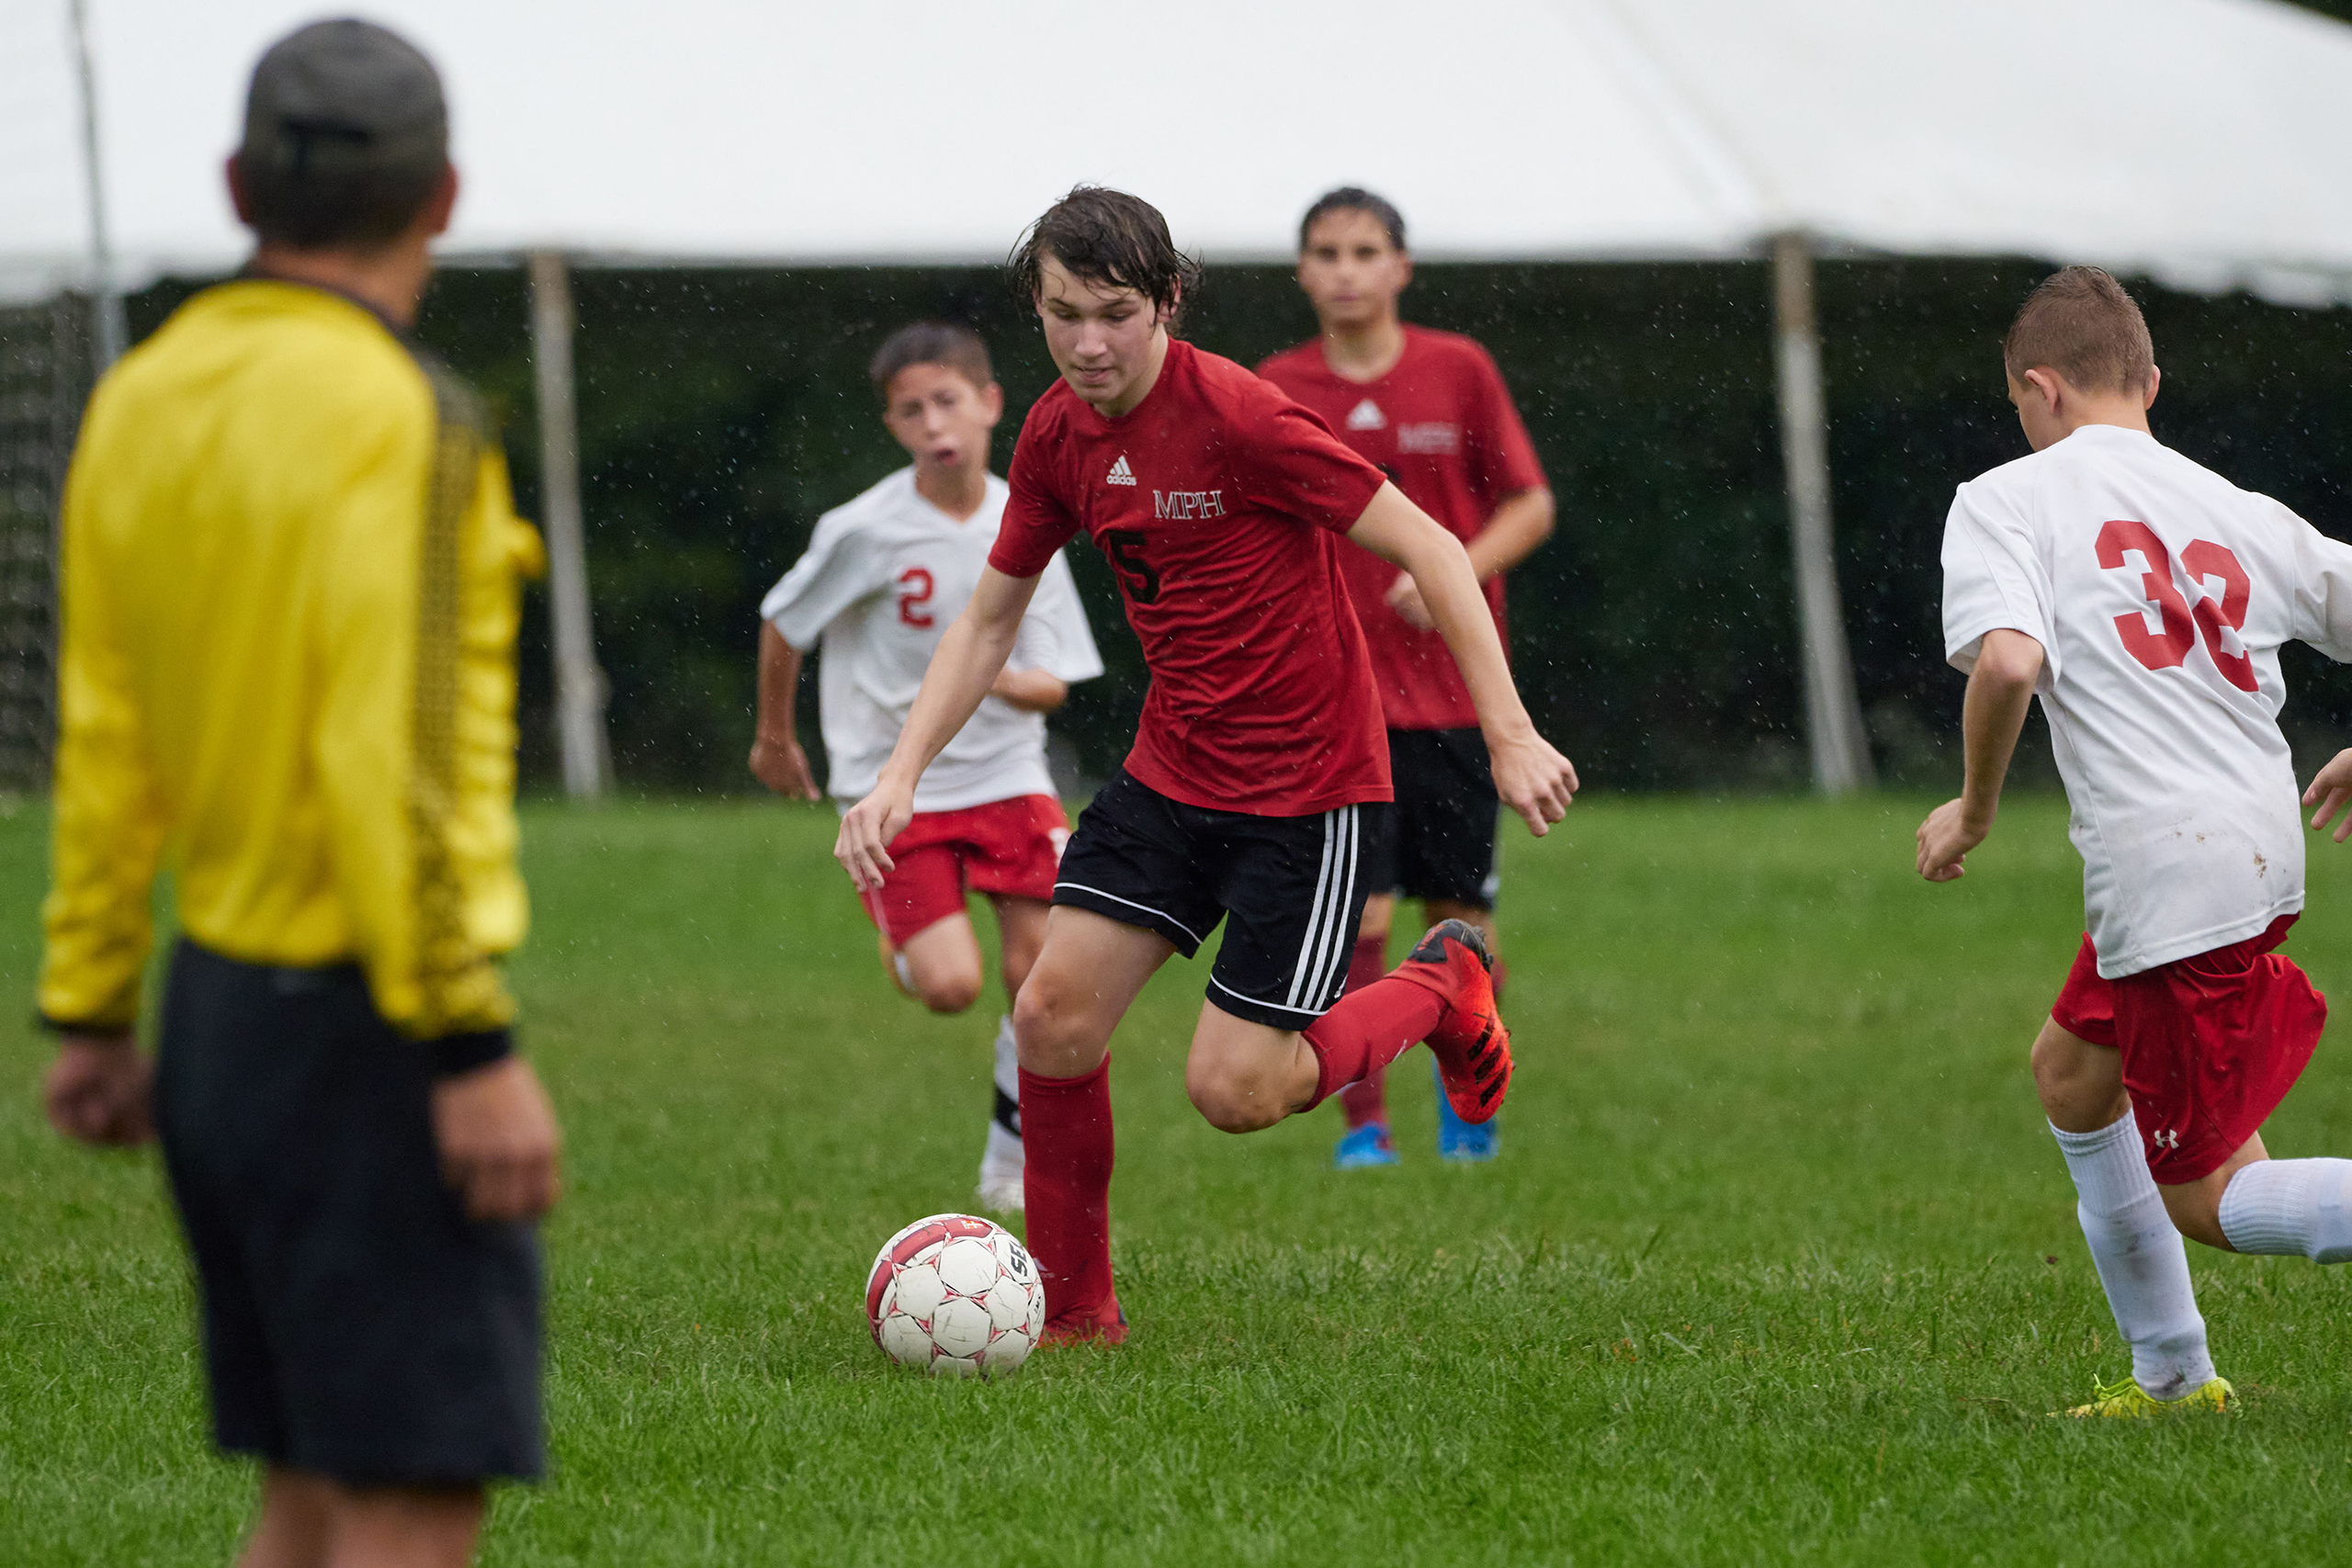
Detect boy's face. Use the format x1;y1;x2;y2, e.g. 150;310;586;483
1034;252;1171;413
1297;209;1410;332
882;362;1003;477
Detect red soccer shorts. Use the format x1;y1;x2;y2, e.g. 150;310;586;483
2049;913;2326;1183
860;794;1069;946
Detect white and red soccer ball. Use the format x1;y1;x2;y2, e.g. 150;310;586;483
865;1213;1045;1376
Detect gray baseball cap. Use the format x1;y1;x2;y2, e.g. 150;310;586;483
238;17;446;191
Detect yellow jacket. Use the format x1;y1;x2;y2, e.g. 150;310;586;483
39;279;541;1041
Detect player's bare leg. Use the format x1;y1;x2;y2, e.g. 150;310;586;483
2162;1133;2270;1249
2202;1131;2352;1267
974;895;1051;1213
1012;908;1174;1342
893;912;986;1014
239;1468;483;1568
2030;1021;2224;1414
327;1483;484;1568
240;1468;333;1568
1013;908;1172;1077
1185;1005;1321;1133
989;894;1049;998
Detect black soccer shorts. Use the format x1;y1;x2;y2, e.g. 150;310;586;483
1052;768;1393;1030
1358;727;1501;910
153;941;544;1487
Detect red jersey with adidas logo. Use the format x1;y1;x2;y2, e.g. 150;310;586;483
990;338;1391;816
1257;327;1546;730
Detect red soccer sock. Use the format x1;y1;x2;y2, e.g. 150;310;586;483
1019;1057;1117;1325
1304;977;1444;1110
1336;934;1393;1128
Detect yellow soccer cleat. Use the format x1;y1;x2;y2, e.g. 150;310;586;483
2060;1373;2234;1418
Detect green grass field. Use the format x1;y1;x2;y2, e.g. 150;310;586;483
6;793;2352;1564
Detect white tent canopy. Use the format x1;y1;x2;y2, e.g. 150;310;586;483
6;0;2350;795
6;0;2352;300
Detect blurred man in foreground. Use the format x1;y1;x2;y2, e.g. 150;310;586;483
38;20;558;1565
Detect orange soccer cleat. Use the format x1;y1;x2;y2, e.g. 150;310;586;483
1038;1295;1128;1348
1390;919;1512;1125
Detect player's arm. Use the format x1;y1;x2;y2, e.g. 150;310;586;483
1917;627;2044;881
990;668;1069;713
1385;487;1555;630
39;457;168;1148
314;434;557;1224
2290;519;2352;842
836;566;1042;887
749;620;820;799
1348;482;1577;835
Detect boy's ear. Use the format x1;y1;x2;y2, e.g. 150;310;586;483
2143;364;2161;411
2021;367;2064;412
225;154;253;224
979;380;1005;427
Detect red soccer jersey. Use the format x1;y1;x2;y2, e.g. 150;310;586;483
1258;326;1547;730
989;338;1391;817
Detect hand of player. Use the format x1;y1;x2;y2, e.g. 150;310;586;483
1384;572;1436;631
2305;749;2352;843
1917;797;1989;882
43;1032;154;1147
836;780;914;892
749;733;820;800
1487;729;1577;836
431;1056;561;1223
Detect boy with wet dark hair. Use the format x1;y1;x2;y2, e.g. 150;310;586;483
1006;185;1203;326
752;320;1102;1213
1261;186;1555;1168
1922;263;2352;1417
40;19;556;1566
837;186;1579;1343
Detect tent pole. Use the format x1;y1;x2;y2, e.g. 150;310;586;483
1770;231;1872;795
67;0;126;371
528;251;613;800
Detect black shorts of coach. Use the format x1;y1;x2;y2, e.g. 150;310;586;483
1358;727;1501;911
153;940;543;1487
1053;768;1394;1031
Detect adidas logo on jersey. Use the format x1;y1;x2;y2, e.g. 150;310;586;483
1105;455;1137;486
1345;399;1386;431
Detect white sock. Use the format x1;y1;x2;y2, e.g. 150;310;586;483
2051;1116;2216;1399
982;1119;1023;1172
981;1015;1023;1171
2218;1158;2352;1262
997;1020;1025;1142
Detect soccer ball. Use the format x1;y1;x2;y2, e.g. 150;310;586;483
865;1213;1045;1377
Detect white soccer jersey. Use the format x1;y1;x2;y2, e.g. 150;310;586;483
1942;423;2352;977
762;468;1104;812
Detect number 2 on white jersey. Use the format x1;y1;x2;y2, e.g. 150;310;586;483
2096;519;2256;693
897;567;935;628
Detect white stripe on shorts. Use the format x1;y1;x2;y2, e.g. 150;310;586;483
1285;805;1359;1014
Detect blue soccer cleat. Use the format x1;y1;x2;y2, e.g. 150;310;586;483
1334;1122;1400;1168
1434;1059;1498;1161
